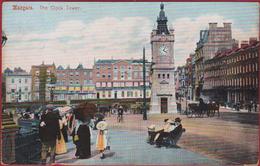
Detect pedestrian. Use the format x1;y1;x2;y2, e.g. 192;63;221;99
96;120;109;159
39;105;61;164
56;115;67;155
248;101;253;113
71;102;96;159
61;115;68;142
254;101;258;112
117;105;124;123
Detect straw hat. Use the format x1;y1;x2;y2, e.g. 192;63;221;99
148;124;156;130
166;119;174;124
96;121;108;130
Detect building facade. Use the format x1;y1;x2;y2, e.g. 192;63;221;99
5;68;32;103
150;3;176;114
204;38;259;106
186;53;196;100
93;59;151;99
54;64;95;101
195;23;235;100
175;66;186;100
30;62;56;101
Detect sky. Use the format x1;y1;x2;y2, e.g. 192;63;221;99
2;2;259;72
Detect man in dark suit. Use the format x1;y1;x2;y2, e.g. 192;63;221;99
39;105;61;164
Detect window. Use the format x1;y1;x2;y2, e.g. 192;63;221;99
102;82;106;87
114;72;118;80
96;66;100;69
102;91;106;98
19;79;21;83
96;82;101;87
163;74;165;79
158;74;161;78
135;91;138;97
70;72;74;76
102;74;106;78
24;87;28;91
167;74;170;79
127;91;131;97
11;89;15;93
12;78;15;83
103;66;106;70
121;91;125;97
108;74;111;78
97;72;100;78
75;72;79;76
25;79;28;83
121;72;125;80
108;91;111;98
108;66;111;69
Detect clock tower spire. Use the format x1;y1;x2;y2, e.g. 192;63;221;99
157;3;169;35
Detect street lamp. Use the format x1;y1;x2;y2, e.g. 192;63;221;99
142;47;147;120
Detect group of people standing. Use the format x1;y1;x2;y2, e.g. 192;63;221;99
39;104;109;164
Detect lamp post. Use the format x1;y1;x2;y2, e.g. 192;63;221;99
48;84;55;102
185;86;188;115
142;47;147;120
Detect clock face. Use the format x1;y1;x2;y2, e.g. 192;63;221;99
159;45;168;56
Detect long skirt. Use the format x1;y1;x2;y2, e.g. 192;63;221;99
56;132;67;155
96;130;107;151
77;125;91;158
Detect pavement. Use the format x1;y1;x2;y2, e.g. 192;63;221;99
56;129;222;165
55;110;258;165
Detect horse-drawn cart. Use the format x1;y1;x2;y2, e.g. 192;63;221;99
186;103;220;118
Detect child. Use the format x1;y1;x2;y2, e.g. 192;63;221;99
96;120;109;159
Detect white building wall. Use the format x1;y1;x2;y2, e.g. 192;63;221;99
6;75;32;103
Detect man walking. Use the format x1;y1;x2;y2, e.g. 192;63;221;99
117;105;124;123
39;105;61;164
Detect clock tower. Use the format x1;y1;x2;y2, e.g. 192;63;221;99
150;3;176;114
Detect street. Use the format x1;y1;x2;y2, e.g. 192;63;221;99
55;112;258;165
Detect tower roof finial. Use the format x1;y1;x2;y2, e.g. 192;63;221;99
160;2;164;10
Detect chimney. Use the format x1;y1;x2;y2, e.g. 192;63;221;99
209;23;218;29
240;41;249;48
232;39;239;49
249;37;257;45
200;30;203;40
223;22;231;28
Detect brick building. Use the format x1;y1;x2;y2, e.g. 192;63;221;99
30;62;56;101
54;64;95;101
204;37;259;106
93;59;151;99
195;23;236;100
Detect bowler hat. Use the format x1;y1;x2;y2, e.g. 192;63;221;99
175;117;182;122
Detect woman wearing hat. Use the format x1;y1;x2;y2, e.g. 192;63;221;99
71;102;96;159
96;120;109;159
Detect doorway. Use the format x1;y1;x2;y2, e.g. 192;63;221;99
161;98;168;113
